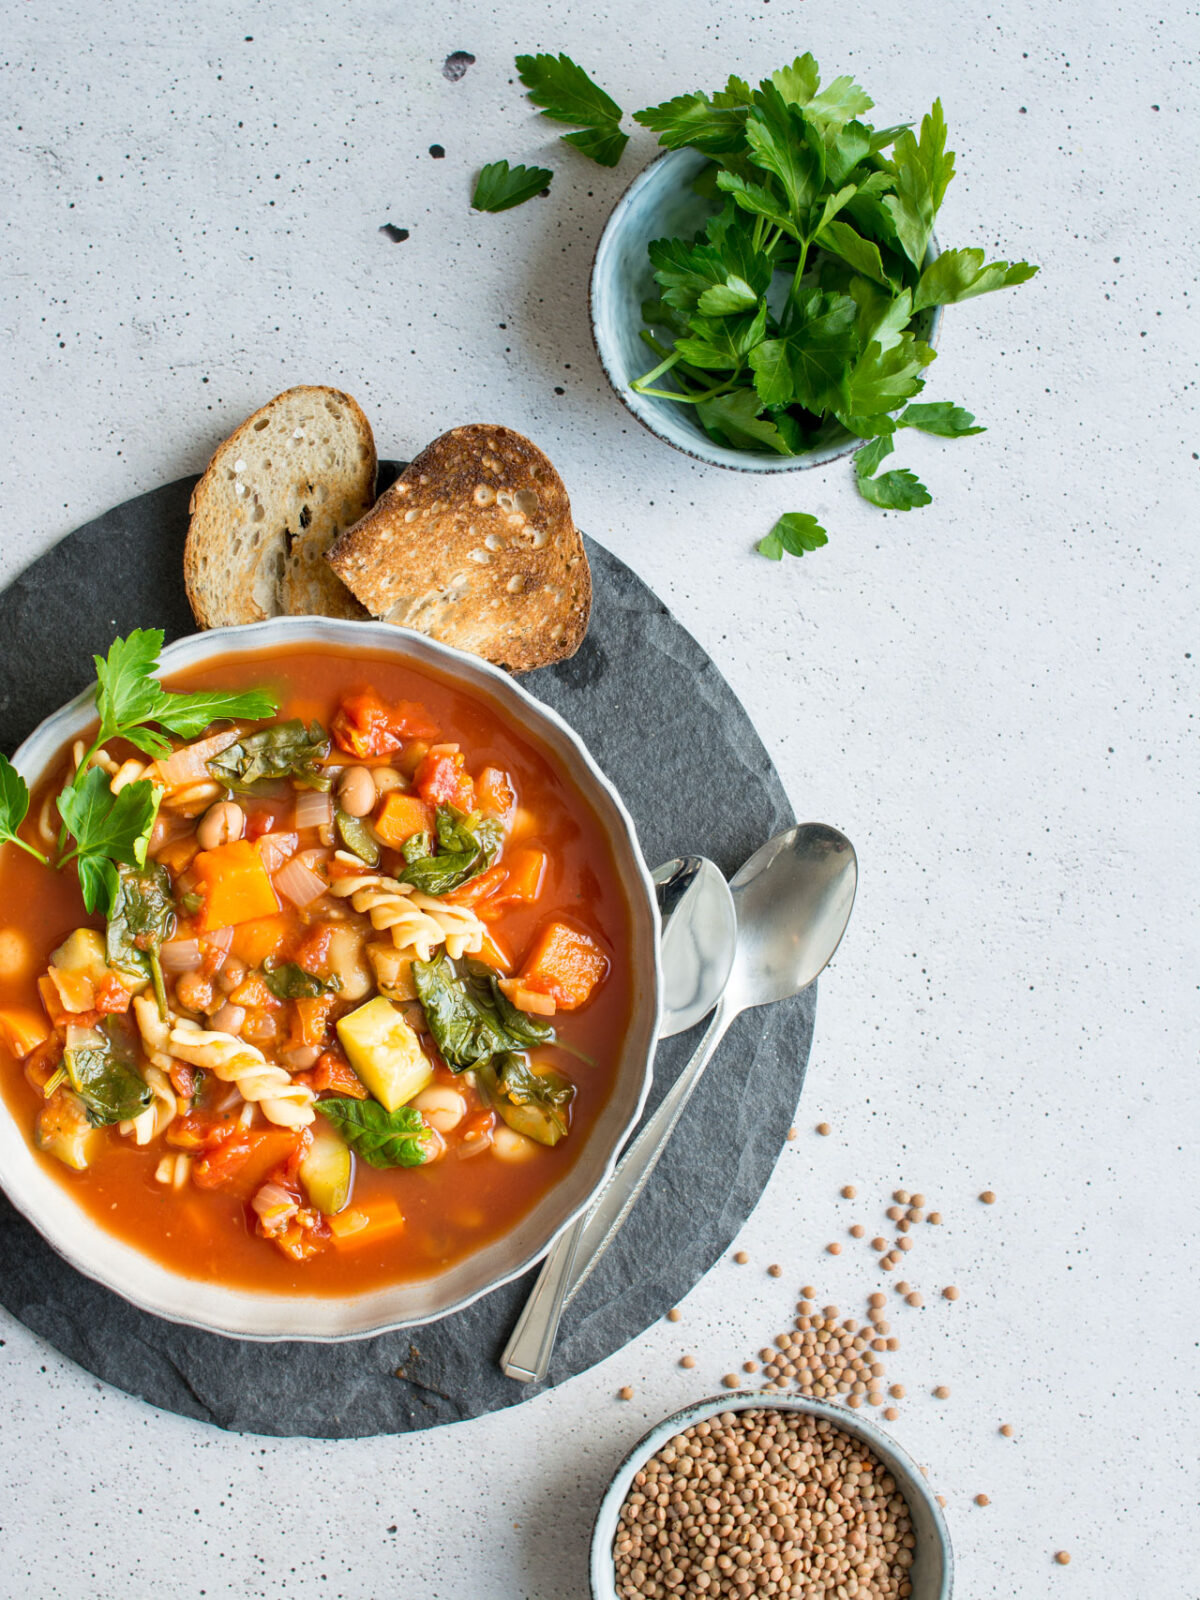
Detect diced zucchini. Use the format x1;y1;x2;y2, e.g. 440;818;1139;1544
50;928;108;979
366;941;417;1002
35;1091;99;1170
335;996;434;1112
299;1118;353;1215
49;926;145;1008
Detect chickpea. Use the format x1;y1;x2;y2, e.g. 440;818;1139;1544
492;1125;537;1163
197;799;244;851
412;1085;467;1133
372;767;404;798
336;766;376;818
210;1001;246;1035
175;970;215;1014
216;956;247;995
0;928;32;980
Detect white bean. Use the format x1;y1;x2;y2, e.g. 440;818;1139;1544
412;1085;467;1133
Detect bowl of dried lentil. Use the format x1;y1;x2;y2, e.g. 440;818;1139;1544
592;1394;952;1600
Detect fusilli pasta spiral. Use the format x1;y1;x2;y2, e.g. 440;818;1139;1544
331;875;446;959
168;1019;315;1128
127;995;179;1145
330;874;485;960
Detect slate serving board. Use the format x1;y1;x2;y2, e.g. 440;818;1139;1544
0;466;815;1438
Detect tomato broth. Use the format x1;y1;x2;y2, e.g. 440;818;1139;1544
0;644;634;1295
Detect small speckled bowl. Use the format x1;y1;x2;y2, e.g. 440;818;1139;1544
590;147;942;473
590;1393;953;1600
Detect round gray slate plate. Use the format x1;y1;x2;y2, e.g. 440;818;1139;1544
0;466;815;1438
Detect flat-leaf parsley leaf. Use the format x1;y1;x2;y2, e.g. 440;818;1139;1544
471;160;553;212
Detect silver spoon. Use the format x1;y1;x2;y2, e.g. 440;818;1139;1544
501;823;857;1383
500;856;737;1384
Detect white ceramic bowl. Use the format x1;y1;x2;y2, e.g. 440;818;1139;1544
590;147;943;473
591;1393;954;1600
0;616;661;1340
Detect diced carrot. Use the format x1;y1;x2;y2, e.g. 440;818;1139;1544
229;913;293;969
494;846;546;905
477;766;516;819
154;835;200;875
193;839;280;932
442;863;509;907
291;995;335;1050
516;920;609;1011
373;792;435;849
329;1194;404;1246
414;749;475;810
0;1006;51;1060
474;928;513;972
497;978;557;1017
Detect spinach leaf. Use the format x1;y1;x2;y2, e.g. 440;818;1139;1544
412;952;555;1071
106;861;175;1016
65;1021;152;1126
491;980;556;1049
318;1098;432;1168
402;830;432;864
207;719;332;791
399;806;504;896
261;960;341;1001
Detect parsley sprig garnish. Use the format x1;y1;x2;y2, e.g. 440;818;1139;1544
515;53;628;167
0;628;277;914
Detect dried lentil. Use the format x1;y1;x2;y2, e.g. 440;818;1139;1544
612;1408;917;1600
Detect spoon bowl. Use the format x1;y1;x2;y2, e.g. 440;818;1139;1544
654;856;738;1037
727;823;858;1011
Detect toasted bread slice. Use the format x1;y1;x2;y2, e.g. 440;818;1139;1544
326;424;590;672
185;386;376;627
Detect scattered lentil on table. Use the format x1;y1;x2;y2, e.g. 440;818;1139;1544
1054;1551;1071;1565
816;1122;831;1136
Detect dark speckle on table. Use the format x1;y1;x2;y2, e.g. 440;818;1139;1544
442;51;475;82
379;223;410;242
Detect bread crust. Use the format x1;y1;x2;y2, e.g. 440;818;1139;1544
185;386;376;628
327;424;590;673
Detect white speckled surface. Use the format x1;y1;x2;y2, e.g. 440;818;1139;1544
1;3;1196;1596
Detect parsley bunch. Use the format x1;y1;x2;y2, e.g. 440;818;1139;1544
0;629;277;914
630;58;1036;549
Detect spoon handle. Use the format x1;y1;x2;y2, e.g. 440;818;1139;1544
561;1000;732;1309
500;1000;732;1384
